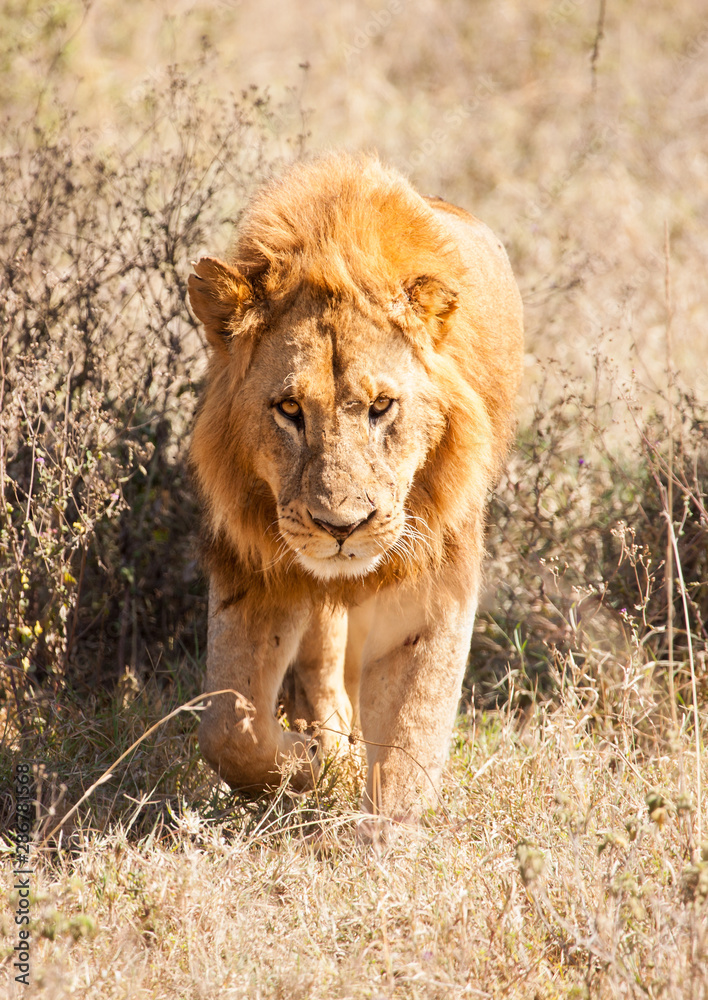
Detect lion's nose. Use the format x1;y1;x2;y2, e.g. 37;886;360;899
311;511;374;542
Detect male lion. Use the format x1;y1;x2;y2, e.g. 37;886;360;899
188;152;523;823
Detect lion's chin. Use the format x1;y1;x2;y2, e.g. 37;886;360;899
294;550;384;582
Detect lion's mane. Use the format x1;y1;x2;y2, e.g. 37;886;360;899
189;153;522;606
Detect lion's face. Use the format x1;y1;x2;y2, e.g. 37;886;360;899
241;290;445;581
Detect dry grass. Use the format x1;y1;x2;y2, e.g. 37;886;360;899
2;1;708;997
3;697;708;998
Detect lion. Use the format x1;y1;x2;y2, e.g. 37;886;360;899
187;152;523;824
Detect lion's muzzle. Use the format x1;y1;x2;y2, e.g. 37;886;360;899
310;507;377;543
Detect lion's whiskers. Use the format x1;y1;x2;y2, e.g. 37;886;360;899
406;512;435;541
260;537;291;572
381;528;419;573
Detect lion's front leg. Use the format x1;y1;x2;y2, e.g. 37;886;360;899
283;604;353;757
359;583;477;823
199;581;317;792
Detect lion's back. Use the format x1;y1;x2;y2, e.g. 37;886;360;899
423;194;524;467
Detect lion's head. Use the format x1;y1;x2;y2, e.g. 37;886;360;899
188;154;522;597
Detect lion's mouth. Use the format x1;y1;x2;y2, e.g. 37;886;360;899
292;546;384;582
277;527;389;581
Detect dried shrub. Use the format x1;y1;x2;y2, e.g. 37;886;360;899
0;72;302;703
472;368;708;732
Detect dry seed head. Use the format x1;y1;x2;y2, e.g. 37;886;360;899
598;831;629;855
516;839;545;885
625;817;640;841
646;791;671;826
679;863;708;904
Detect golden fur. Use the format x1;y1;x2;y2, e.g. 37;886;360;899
188;153;523;821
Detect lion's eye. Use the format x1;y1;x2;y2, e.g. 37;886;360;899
370;396;393;417
277;399;301;420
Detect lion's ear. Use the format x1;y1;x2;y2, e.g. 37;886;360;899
406;276;458;327
188;257;254;349
390;276;458;345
